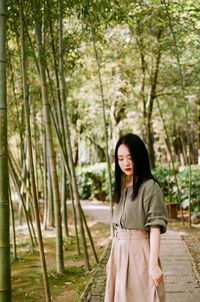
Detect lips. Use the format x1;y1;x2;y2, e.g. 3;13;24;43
124;168;132;172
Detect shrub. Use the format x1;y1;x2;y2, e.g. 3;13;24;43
76;162;114;201
153;165;200;213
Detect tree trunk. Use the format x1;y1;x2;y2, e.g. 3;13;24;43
146;29;162;168
61;164;69;237
9;184;17;260
47;160;55;227
134;22;162;168
9;161;36;249
0;1;11;300
58;0;91;270
46;2;69;236
90;27;113;234
35;6;64;274
156;97;184;224
43;131;48;229
19;1;51;300
134;22;147;140
50;107;81;254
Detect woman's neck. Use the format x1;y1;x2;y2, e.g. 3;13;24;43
122;174;133;188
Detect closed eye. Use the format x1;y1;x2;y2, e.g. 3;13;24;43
118;157;132;161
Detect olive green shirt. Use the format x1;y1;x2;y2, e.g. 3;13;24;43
112;179;168;234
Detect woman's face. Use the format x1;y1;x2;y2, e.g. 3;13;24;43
117;144;134;176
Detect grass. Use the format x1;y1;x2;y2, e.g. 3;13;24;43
11;218;110;302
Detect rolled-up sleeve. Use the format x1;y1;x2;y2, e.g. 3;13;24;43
143;183;168;234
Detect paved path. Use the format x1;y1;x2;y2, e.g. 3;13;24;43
80;201;200;302
161;231;200;302
81;200;111;224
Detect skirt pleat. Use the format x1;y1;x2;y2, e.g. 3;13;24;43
104;228;165;302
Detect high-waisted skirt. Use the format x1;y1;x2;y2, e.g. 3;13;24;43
104;228;165;302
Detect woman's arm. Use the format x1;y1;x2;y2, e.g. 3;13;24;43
149;227;163;287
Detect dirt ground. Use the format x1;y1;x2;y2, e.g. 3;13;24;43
11;220;110;302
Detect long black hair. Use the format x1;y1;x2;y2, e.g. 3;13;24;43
113;133;155;203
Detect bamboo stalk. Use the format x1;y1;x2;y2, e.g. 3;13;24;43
19;1;51;300
0;1;11;299
90;26;113;235
58;0;90;270
9;160;37;248
9;184;17;261
35;7;64;274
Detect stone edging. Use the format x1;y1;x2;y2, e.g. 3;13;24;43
182;235;200;285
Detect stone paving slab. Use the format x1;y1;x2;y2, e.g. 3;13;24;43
166;293;200;302
161;230;200;300
80;230;200;302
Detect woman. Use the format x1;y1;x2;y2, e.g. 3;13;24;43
104;133;168;302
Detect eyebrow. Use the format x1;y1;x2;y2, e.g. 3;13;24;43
117;154;131;157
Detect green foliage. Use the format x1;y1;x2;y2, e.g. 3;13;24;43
178;166;200;211
76;163;114;201
6;0;199;168
152;166;174;198
153;165;200;214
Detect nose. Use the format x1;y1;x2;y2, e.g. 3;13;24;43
124;158;130;166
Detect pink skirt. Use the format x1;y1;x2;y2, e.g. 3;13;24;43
104;228;165;302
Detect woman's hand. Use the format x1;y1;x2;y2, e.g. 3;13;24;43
149;263;163;287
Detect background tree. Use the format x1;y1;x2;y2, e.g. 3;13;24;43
0;0;11;300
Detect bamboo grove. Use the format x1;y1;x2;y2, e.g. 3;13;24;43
0;0;200;300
